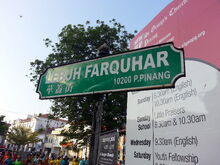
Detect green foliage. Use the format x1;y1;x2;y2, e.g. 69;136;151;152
29;19;136;145
0;115;9;137
7;126;40;145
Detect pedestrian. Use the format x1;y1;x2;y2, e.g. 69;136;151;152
33;154;40;164
84;158;88;165
79;158;85;165
55;156;61;165
0;151;4;162
117;160;125;165
5;153;13;165
12;151;18;162
14;155;23;165
71;158;79;165
1;151;8;165
37;159;44;165
60;156;69;165
44;153;49;165
49;156;55;165
24;154;33;165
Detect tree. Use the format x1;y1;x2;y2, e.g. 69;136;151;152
29;19;136;144
7;126;40;150
0;115;9;144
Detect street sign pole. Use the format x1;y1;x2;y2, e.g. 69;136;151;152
94;95;104;165
89;44;109;165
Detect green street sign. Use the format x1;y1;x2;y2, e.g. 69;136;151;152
37;43;185;99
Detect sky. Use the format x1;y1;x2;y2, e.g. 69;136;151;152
0;0;172;122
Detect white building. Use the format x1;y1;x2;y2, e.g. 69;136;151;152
10;114;67;152
44;127;65;155
12;114;67;132
44;124;89;158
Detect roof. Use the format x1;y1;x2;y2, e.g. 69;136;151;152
20;118;32;123
14;113;68;124
38;114;68;123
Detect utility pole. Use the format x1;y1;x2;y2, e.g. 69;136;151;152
88;44;109;165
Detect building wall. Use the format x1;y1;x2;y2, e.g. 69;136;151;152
12;114;67;132
9;114;67;152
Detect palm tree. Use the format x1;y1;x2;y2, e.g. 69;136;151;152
7;126;40;151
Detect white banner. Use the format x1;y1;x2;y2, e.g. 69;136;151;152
126;60;220;165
